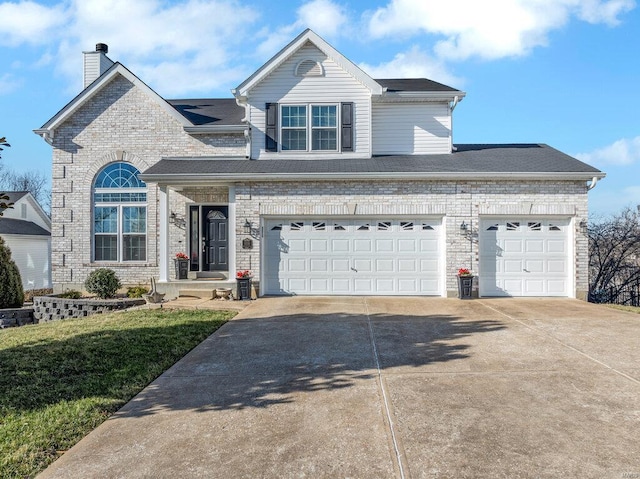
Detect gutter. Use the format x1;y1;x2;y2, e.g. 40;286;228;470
139;170;607;185
587;176;599;190
183;125;247;134
33;128;53;145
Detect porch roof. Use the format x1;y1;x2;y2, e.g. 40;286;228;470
139;144;604;184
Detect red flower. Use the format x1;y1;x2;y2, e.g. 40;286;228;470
236;270;252;279
175;252;189;260
458;268;472;276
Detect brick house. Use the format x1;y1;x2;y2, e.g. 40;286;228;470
36;29;604;299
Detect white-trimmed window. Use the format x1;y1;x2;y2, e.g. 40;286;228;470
265;102;352;153
93;162;147;262
281;104;338;151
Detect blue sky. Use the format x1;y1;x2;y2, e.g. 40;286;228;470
1;0;638;216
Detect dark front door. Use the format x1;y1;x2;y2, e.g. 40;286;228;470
203;207;228;271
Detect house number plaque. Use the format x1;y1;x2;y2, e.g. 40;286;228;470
242;238;253;250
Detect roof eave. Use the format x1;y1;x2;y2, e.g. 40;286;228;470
184;125;248;134
139;170;606;185
374;90;466;103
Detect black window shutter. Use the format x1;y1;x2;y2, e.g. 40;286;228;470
341;102;353;152
265;103;278;152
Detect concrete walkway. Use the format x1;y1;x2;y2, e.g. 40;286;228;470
39;297;640;478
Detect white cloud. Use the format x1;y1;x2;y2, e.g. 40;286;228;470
367;0;635;61
0;1;68;46
575;136;640;167
589;184;640;216
0;0;261;96
296;0;348;38
255;0;349;59
359;45;463;87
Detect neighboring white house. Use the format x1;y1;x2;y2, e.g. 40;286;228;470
0;191;51;289
35;30;604;299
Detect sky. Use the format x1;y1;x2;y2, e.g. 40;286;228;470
1;0;639;217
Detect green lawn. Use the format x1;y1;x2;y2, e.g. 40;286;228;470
0;309;234;478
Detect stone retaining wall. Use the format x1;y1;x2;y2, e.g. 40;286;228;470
0;308;36;328
33;296;146;322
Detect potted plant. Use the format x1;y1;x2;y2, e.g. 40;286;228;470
457;268;474;299
174;252;189;280
236;270;253;300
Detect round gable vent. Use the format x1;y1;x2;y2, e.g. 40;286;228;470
295;59;324;77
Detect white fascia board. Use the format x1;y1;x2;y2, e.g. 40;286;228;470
140;171;606;185
373;91;467;103
184;125;248;134
234;29;382;97
39;63;190;135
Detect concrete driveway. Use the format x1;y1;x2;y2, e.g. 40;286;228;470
40;297;640;478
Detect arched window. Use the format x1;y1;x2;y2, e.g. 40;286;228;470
93;162;147;262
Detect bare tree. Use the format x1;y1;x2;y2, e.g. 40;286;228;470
588;207;640;304
0;136;12;216
0;169;51;215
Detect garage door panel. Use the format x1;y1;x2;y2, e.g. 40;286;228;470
288;239;307;252
310;239;328;252
288;259;307;272
398;259;418;273
547;260;566;273
525;240;544;253
398;239;417;252
376;258;394;273
264;218;442;296
547;240;566;253
354;239;372;252
354;258;372;272
480;218;570;297
376;239;394;252
332;258;350;272
503;240;523;253
310;259;328;272
332;278;350;293
331;239;350;252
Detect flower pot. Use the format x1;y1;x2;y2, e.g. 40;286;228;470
174;259;189;280
457;275;474;299
236;277;252;301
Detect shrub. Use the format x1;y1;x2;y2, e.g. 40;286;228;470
84;269;121;299
126;286;149;298
58;289;82;299
0;236;24;308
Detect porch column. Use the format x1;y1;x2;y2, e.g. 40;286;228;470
228;185;236;277
158;185;170;282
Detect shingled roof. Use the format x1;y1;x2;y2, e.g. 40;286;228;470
167;99;244;126
140;144;603;183
0;218;50;236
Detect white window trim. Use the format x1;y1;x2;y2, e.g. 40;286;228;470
279;103;339;153
93;187;148;263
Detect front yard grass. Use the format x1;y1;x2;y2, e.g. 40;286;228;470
605;304;640;314
0;309;234;478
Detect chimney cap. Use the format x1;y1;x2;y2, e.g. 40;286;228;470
96;43;108;54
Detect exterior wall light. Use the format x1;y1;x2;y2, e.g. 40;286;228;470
460;221;468;232
243;219;252;234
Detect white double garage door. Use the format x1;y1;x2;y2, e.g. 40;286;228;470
263;217;572;297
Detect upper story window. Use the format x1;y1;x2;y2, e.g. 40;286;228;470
265;102;353;153
93;162;147;262
281;104;337;151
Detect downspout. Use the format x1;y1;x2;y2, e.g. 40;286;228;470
587;177;599;190
36;129;54;145
450;95;459;112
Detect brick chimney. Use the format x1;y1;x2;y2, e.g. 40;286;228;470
83;43;114;88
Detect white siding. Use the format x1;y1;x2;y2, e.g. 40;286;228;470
3;235;52;289
248;42;372;159
2;198;50;231
372;103;452;155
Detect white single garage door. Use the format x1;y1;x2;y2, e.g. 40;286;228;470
263;218;442;295
479;218;571;297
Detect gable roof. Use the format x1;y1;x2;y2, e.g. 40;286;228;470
0;218;50;236
3;191;29;203
35;62;190;140
234;29;383;98
140;144;604;184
